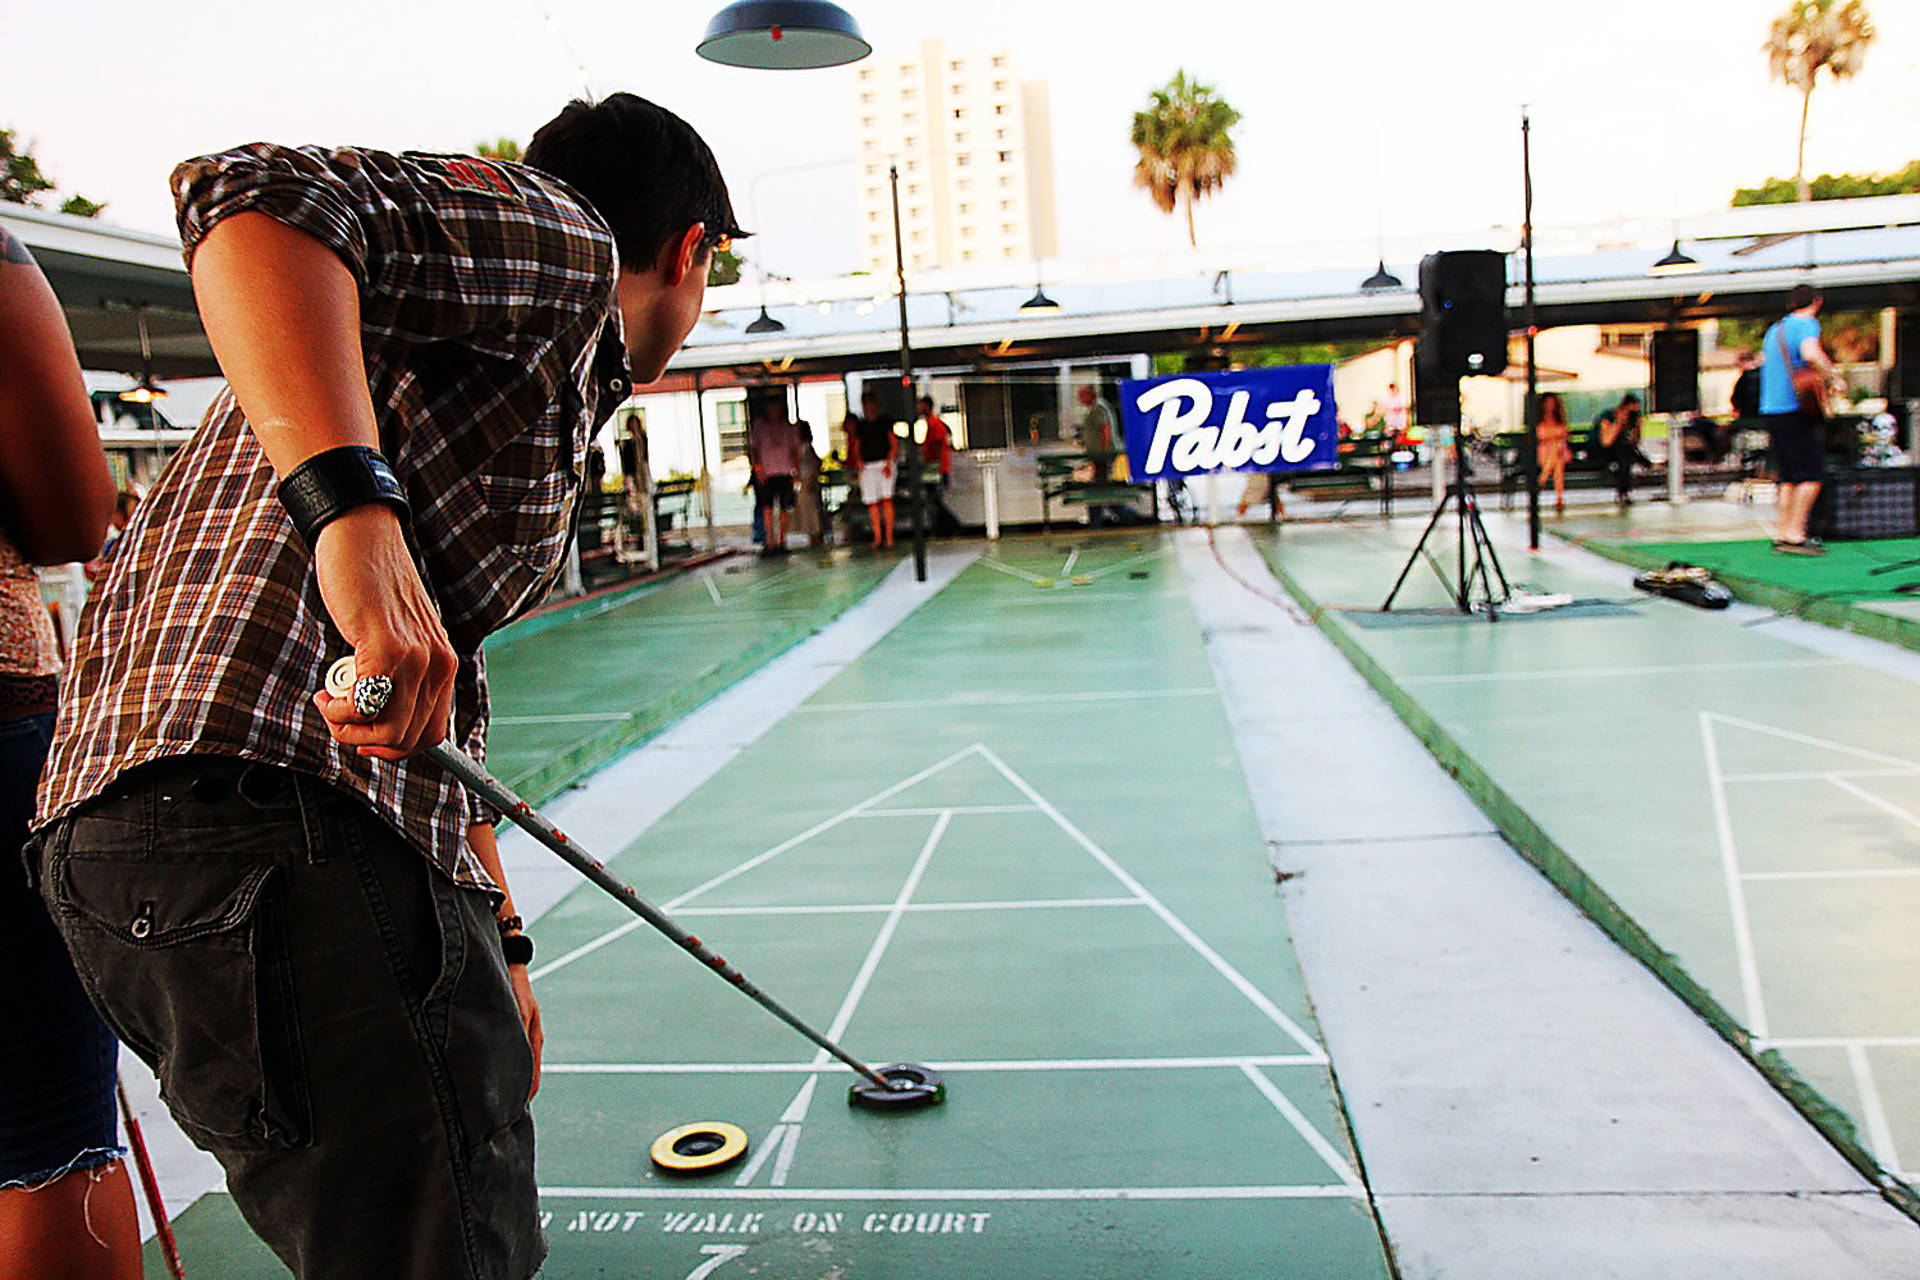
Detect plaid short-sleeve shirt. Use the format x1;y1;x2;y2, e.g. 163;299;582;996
36;144;634;890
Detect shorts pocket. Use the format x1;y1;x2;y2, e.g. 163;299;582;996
47;834;311;1151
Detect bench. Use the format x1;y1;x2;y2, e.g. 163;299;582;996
1286;437;1391;515
1038;452;1149;530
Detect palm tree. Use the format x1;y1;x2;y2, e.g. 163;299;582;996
1131;71;1241;246
1765;0;1875;201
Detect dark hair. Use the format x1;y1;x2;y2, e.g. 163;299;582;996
1620;392;1641;407
524;92;745;273
1787;282;1819;311
1539;392;1566;425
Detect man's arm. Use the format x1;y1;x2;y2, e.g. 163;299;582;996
189;211;456;759
467;821;543;1098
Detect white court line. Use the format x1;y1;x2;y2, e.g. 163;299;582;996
1700;713;1770;1040
1760;1036;1920;1050
1400;659;1844;686
529;744;981;981
1062;548;1080;577
543;1054;1325;1076
821;811;950;1045
1707;712;1920;772
1826;774;1920;833
1239;1064;1365;1193
701;572;725;606
492;712;632;726
796;688;1217;714
857;805;1040;816
1846;1044;1905;1177
1723;769;1920;782
980;558;1049;586
538;1185;1361;1202
974;744;1327;1061
675;898;1146;918
1742;869;1920;882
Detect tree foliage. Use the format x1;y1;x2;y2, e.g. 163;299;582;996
1130;71;1241;247
1733;158;1920;205
475;137;524;163
1;128;104;217
1;129;55;205
1763;0;1875;200
706;246;742;288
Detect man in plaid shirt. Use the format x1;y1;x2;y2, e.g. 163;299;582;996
31;94;741;1278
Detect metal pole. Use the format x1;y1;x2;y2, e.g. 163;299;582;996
890;163;927;583
1523;107;1541;550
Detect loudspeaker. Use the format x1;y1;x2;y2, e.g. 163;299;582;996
1897;314;1920;401
1418;251;1510;379
1412;342;1460;426
1649;329;1700;415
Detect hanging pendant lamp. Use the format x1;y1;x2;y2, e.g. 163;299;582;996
1360;259;1402;292
697;2;871;70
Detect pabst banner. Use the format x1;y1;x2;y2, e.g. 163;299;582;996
1120;365;1338;480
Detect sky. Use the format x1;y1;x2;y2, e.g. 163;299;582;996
10;0;1919;283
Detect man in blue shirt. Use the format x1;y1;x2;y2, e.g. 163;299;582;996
1759;283;1836;553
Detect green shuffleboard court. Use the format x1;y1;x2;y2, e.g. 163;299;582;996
150;534;1393;1278
1255;517;1920;1219
483;549;896;804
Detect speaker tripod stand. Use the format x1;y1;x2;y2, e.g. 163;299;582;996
1382;431;1512;619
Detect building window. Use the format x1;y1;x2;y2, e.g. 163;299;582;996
1003;246;1018;259
998;175;1013;188
902;86;917;101
991;55;1007;67
949;58;964;71
1002;223;1017;235
994;104;1007;115
860;91;875;103
868;210;880;222
957;178;974;192
960;225;975;239
953;107;966;119
996;129;1008;141
905;135;919;148
861;116;876;128
962;249;977;262
717;398;750;462
958;202;972;214
994;80;1009;92
954;131;968;145
998;151;1012;163
951;84;967;97
956;154;970;167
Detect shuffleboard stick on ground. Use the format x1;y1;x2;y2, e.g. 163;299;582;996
324;657;944;1111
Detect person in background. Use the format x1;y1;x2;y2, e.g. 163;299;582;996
793;420;826;548
1598;392;1648;506
1730;349;1761;423
850;386;895;549
916;395;952;488
1536;391;1571;514
0;225;137;1280
1760;283;1836;554
747;393;802;555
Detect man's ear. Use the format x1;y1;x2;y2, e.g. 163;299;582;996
662;223;707;286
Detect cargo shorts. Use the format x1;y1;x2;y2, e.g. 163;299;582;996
30;755;544;1280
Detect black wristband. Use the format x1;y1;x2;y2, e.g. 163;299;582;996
501;932;534;967
276;446;410;547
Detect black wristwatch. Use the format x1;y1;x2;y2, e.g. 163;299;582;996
276;446;410;547
500;932;534;967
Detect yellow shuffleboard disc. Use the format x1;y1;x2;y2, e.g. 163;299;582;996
649;1122;749;1175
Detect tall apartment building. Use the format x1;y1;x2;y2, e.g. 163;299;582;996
853;38;1059;277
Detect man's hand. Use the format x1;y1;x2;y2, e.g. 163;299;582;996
509;960;544;1099
309;505;458;758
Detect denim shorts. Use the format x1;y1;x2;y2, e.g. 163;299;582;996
31;755;544;1280
0;711;124;1187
